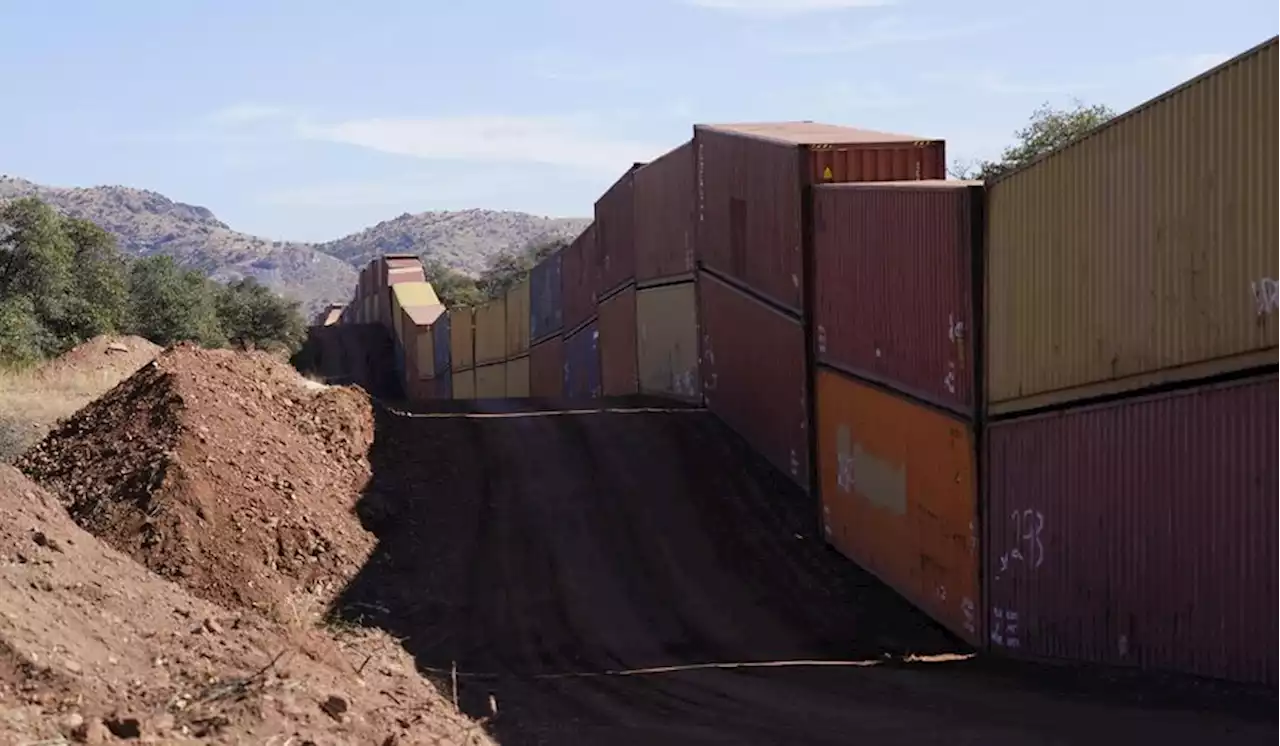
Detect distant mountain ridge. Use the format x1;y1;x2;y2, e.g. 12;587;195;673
0;175;590;316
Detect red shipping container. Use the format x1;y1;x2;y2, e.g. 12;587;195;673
599;285;638;396
813;181;982;416
699;271;809;491
635;142;695;282
562;222;599;333
985;375;1278;685
529;335;564;398
596;164;641;296
695;122;945;314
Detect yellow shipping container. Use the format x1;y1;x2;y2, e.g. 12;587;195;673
505;355;530;397
452;367;476;400
636;281;701;401
449;308;475;371
506;280;531;358
474;297;507;365
475;362;506;398
987;38;1279;414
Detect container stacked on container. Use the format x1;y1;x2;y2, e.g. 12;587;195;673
529;247;566;397
389;279;446;401
562;224;602;399
449;306;476;399
981;38;1277;685
505;279;532;397
595;166;642;396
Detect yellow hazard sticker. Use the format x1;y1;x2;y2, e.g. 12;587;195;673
822;166;833;180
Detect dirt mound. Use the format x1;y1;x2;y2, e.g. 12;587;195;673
18;344;378;618
0;465;491;744
36;335;162;381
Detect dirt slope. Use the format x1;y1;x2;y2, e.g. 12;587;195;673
334;402;1277;746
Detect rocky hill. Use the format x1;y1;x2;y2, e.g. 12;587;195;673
0;176;590;316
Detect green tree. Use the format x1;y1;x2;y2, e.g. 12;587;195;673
0;295;46;366
421;258;485;308
215;277;306;352
125;255;226;348
63;216;128;338
954;100;1117;180
475;236;570;301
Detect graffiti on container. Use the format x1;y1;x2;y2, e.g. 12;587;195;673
944;361;957;395
816;325;827;354
1252;278;1278;316
990;607;1020;648
961;597;977;636
948;313;965;343
995;508;1045;579
673;370;698;397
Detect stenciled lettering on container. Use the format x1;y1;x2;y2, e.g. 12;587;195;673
995;508;1045;580
945;313;965;395
1252;278;1278;316
816;325;828;354
990;607;1020;648
835;426;906;516
961;597;977;636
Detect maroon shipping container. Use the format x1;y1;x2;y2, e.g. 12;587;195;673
695;122;946;314
529;335;564;398
985;375;1279;685
562;222;599;333
813;181;982;416
599;284;638;396
635;142;696;282
596;164;641;296
699;271;809;490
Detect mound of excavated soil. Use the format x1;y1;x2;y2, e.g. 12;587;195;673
0;465;491;744
36;335;162;382
18;344;378;618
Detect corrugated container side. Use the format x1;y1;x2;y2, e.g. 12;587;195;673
475;362;506;399
636;281;701;401
987;39;1279;414
699;271;809;489
816;368;980;645
433;314;452;374
529;335;564;398
506;279;531;358
986;374;1278;685
635;142;696;282
813;182;980;416
391;291;407;348
599;285;639;396
564;321;601;399
506;355;530;398
474;297;507;366
452;367;476;400
398;306;419;384
596;166;639;295
807;141;945;184
562;223;599;332
413;321;435;380
449;308;475;371
530;250;563;342
435;370;453;400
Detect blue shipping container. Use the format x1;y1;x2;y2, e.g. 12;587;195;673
530;250;564;343
564;320;600;399
432;314;452;374
436;370;453;399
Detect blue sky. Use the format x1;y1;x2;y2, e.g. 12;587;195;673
0;0;1274;242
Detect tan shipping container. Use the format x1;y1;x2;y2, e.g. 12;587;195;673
636;281;701;401
475;362;506;398
452;367;476;400
449;308;475;371
506;280;531;358
474;297;507;366
506;354;530;398
987;38;1279;414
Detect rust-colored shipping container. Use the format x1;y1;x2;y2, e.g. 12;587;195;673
599;284;638;396
505;279;531;358
635;142;696;283
529;335;564;398
474;297;507;366
452;367;476;400
816;368;980;645
448;308;475;371
987;39;1278;415
562;223;599;333
475;362;506;399
699;271;808;489
695;122;945;313
399;304;444;383
985;374;1278;685
813;181;982;416
506;354;530;398
636;281;700;401
596;164;641;296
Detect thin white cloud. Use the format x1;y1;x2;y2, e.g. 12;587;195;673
766;16;1003;55
208;103;296;126
921;70;1103;97
687;0;895;15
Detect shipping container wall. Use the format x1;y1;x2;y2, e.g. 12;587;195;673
635;142;696;282
699;271;809;490
506;355;531;398
816;368;980;645
530;250;564;342
985;374;1278;685
563;223;599;332
433;313;452;374
530;335;565;398
506;279;532;358
452;367;476;400
474;297;508;366
476;362;506;399
398;307;420;383
599;285;639;396
596;166;639;295
636;281;701;401
987;39;1279;414
807;141;945;185
413;322;436;381
435;370;453;400
564;321;601;399
813;182;980;415
449;308;475;371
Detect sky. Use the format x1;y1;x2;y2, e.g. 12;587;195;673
0;0;1274;242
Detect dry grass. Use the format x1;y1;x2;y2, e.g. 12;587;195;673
0;365;139;462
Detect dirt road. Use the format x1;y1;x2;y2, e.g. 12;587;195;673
333;400;1276;745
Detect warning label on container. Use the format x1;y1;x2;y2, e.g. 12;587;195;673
822;166;834;180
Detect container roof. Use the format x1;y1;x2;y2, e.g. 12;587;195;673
404;303;446;327
697;121;936;145
818;179;983;190
392;281;441;309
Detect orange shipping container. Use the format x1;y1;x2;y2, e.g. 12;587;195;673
449;308;475;371
636;281;700;401
476;362;506;398
506;279;531;358
599;285;638;396
816;367;980;646
506;355;530;397
474;297;507;366
452;367;476;400
529;336;564;398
